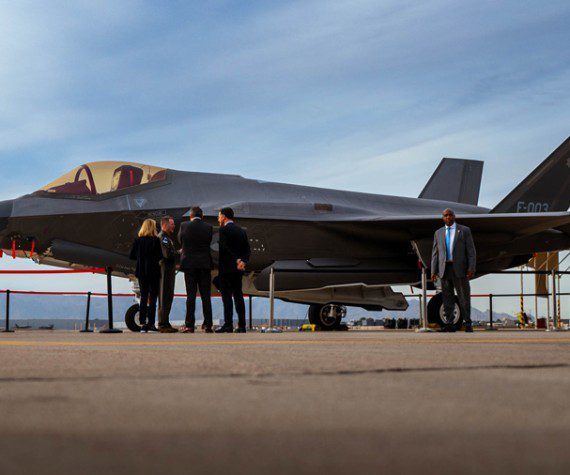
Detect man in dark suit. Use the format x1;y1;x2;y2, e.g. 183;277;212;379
215;207;251;333
178;206;213;333
431;208;477;332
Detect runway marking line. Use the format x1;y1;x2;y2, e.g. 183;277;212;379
0;337;570;348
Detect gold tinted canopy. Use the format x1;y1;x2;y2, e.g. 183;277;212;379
40;161;167;196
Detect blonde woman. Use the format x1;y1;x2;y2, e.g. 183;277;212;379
129;219;162;332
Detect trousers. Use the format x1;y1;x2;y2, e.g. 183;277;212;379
158;263;176;328
184;269;213;328
442;262;472;325
219;272;246;329
139;275;160;327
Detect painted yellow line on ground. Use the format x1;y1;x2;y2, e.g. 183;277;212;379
0;339;353;347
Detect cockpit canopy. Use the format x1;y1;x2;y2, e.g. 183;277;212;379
39;161;167;196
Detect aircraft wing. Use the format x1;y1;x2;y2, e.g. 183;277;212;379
342;212;570;239
202;201;570;239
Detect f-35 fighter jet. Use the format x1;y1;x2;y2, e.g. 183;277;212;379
1;138;570;330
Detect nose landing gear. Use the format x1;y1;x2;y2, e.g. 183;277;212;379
125;279;142;332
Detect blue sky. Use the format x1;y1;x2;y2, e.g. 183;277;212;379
1;0;569;316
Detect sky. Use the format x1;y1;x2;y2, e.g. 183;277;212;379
1;0;570;317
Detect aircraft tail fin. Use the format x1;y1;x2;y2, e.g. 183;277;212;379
491;137;570;213
419;158;484;205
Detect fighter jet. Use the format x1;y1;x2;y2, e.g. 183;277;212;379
1;137;569;331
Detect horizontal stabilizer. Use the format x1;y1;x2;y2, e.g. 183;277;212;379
492;136;570;213
419;158;484;205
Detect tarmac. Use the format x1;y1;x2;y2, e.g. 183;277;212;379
1;329;570;474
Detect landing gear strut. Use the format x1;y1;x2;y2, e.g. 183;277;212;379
125;279;142;332
308;304;347;330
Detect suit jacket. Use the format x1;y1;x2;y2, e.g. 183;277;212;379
178;219;213;270
218;222;251;274
157;230;178;268
129;236;162;280
431;223;476;278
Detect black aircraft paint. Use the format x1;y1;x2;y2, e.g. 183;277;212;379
0;139;569;327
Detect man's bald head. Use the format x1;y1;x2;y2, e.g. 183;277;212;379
442;208;455;226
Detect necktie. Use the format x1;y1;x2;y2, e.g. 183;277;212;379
445;227;452;261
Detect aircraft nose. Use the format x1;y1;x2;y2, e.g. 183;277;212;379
0;199;13;233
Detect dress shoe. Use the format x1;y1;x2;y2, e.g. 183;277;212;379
159;326;178;333
464;324;474;333
140;324;148;333
234;327;246;333
202;325;214;333
180;326;195;333
147;325;159;332
215;325;234;333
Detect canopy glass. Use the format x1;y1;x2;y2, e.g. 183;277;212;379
39;161;167;196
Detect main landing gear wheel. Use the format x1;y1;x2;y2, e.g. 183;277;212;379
308;304;347;331
427;293;463;331
125;303;142;332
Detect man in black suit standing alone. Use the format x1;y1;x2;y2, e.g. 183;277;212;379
215;207;251;333
178;206;213;333
431;208;477;332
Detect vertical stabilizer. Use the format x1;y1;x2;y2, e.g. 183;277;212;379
419;158;484;205
492;137;570;213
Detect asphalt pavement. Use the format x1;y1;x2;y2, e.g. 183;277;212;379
0;329;569;474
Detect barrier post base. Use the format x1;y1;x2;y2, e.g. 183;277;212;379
79;329;93;333
99;328;123;334
1;329;14;333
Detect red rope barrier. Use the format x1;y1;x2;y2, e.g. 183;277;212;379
0;268;105;274
0;289;226;297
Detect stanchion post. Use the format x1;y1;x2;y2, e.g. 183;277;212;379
418;294;423;326
416;266;432;332
486;294;497;331
557;274;562;327
269;266;275;329
534;292;539;331
2;289;14;333
99;267;122;333
248;295;253;330
80;291;93;333
551;269;558;330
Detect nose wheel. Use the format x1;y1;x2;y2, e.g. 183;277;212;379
308;304;347;330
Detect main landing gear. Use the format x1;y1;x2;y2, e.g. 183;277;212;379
427;293;463;331
125;303;142;332
308;304;347;330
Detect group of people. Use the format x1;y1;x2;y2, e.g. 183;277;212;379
129;206;251;333
129;205;476;334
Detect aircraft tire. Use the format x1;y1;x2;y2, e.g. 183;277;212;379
427;293;463;331
125;303;142;332
308;304;345;330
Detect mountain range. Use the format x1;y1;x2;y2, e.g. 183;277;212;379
0;293;516;323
